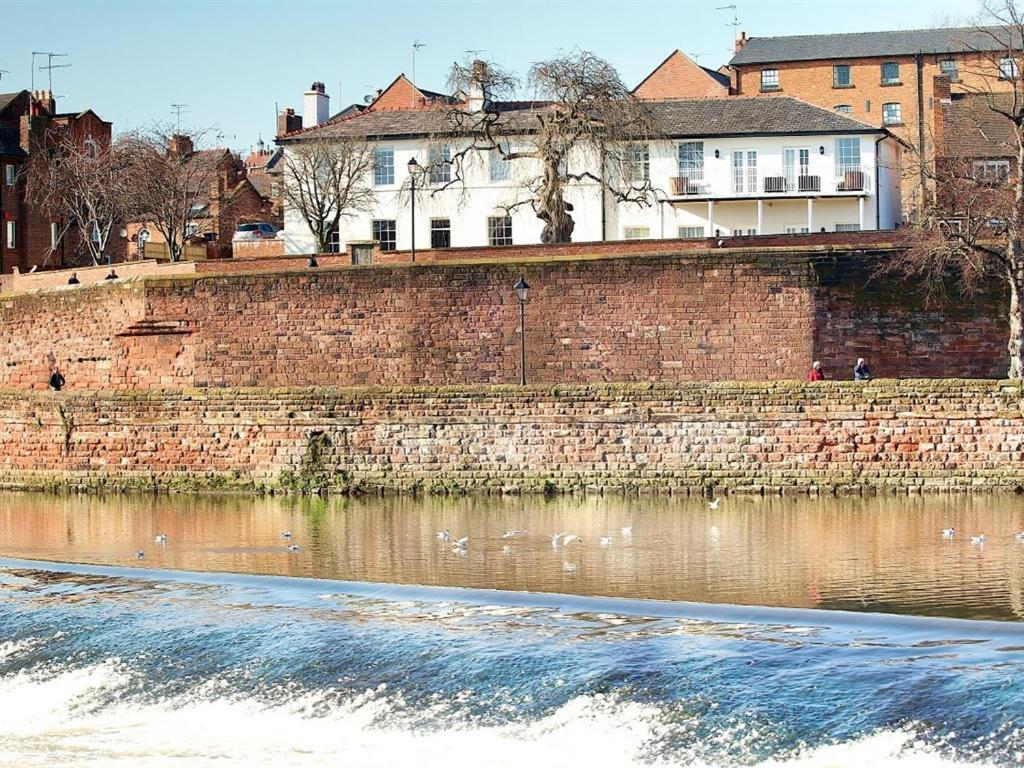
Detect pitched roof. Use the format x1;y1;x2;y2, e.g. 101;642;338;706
941;93;1015;159
0;92;25;114
730;25;1020;66
282;95;883;143
633;51;730;100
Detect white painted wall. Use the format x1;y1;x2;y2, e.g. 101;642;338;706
282;132;902;255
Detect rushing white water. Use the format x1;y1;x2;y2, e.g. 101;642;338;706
0;659;997;768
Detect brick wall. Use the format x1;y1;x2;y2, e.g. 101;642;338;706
233;238;287;259
1;381;1021;493
0;247;1007;391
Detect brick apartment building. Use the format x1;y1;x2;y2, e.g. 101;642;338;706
125;134;271;259
632;50;732;100
726;27;1018;211
0;89;115;274
243;140;283;226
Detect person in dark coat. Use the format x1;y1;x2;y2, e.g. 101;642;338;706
854;358;872;381
67;272;80;285
48;366;65;391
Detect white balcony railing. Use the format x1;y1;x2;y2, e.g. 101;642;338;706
668;165;872;199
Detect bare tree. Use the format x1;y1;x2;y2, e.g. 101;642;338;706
123;127;220;262
437;52;660;243
281;135;377;253
896;1;1024;377
28;132;133;266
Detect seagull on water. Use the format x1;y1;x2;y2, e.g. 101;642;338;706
135;550;145;559
1015;532;1024;543
154;534;168;544
708;499;720;510
287;544;300;552
551;532;568;547
560;534;584;546
941;528;955;538
452;536;469;550
437;530;451;542
620;526;632;537
599;536;613;546
502;530;527;539
281;531;293;539
970;535;986;545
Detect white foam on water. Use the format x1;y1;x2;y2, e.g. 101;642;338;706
0;660;1001;768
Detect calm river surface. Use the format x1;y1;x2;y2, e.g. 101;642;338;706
0;491;1022;766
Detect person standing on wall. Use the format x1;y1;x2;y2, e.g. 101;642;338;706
854;358;872;381
49;366;65;392
807;361;825;381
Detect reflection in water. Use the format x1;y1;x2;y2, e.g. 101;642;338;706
0;491;1022;620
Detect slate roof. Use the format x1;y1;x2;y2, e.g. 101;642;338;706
941;93;1015;159
282;96;883;143
0;92;23;114
730;26;1020;66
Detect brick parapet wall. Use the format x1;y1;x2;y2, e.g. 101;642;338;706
1;380;1021;493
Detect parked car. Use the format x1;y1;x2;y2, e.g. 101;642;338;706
232;222;279;241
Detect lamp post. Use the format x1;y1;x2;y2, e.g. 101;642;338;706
514;276;530;385
407;157;419;263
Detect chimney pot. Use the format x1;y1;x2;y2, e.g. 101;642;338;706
735;31;748;53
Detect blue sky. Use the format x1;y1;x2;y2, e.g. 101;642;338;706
3;0;976;154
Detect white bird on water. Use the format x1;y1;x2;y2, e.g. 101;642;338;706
437;530;450;542
599;536;613;546
708;499;720;510
287;544;300;552
502;530;527;539
560;534;584;546
941;528;955;538
154;534;168;544
970;534;986;545
281;531;293;540
620;526;632;537
452;536;469;550
551;532;568;547
1016;532;1024;543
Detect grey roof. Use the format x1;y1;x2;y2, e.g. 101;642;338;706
730;26;1020;66
0;92;24;114
283;96;882;143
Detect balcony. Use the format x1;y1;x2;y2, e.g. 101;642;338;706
666;165;871;200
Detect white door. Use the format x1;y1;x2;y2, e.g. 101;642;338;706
783;148;810;191
732;150;758;194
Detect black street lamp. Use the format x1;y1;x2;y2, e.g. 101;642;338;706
514;276;530;385
407;157;419;263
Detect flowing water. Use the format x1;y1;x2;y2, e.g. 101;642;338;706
0;491;1022;766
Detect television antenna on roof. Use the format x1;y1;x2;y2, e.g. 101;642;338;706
38;52;70;92
0;69;9;83
716;4;740;53
412;39;426;86
171;103;190;133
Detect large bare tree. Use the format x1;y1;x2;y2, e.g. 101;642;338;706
123;127;221;262
28;132;133;266
280;135;377;253
436;52;660;243
897;1;1024;377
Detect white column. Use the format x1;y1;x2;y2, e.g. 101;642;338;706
707;200;715;236
807;198;814;233
858;196;866;231
756;199;763;234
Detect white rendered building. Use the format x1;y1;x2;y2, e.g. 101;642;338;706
278;81;902;255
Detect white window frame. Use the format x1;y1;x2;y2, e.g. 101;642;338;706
833;64;852;87
372;219;397;251
835;137;861;173
678;141;704;182
487;215;513;246
835;223;861;232
5;220;15;250
939;59;959;82
834;104;853;114
677;226;704;239
3;164;13;186
625;143;650;182
430;217;451;248
973;160;1010;184
761;69;780;90
427;146;451;185
373;148;395;186
489;142;510;182
784;225;810;235
623;226;650;240
1000;57;1019;80
50;222;59;249
732;149;757;194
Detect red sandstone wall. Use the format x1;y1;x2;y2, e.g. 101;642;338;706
1;382;1021;493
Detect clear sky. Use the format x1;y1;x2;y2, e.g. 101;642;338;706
3;0;977;155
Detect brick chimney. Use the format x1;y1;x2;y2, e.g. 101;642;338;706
277;108;302;137
735;31;748;53
169;133;194;156
30;90;56;116
303;82;330;128
467;60;491;112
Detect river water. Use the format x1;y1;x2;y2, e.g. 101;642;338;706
0;491;1022;766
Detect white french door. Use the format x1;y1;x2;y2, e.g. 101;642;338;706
732;150;757;194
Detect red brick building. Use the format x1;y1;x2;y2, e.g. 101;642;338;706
0;89;115;273
633;51;732;100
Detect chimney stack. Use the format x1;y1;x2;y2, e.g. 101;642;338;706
467;60;491;113
169;133;194;156
277;107;302;137
735;31;748;53
303;82;330;127
30;90;56;117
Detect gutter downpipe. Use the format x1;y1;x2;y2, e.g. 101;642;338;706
916;52;926;215
875;135;884;229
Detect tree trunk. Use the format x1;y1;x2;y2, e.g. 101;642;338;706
537;157;574;244
1008;251;1024;379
